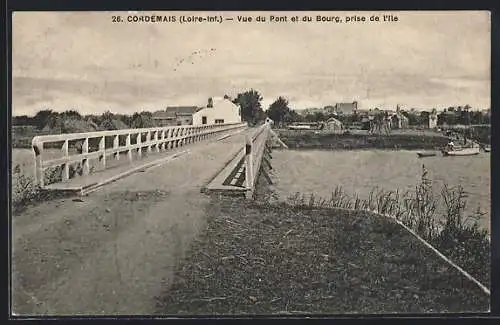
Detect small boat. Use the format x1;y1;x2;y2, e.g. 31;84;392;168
288;125;312;130
484;145;491;152
417;152;437;158
441;147;480;156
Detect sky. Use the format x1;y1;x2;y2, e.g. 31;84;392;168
12;11;491;116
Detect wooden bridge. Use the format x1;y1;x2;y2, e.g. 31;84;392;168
31;121;280;198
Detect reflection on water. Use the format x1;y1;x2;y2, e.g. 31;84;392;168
271;149;491;232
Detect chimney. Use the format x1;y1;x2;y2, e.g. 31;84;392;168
207;97;213;108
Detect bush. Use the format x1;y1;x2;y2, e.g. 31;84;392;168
11;163;82;213
12;164;41;213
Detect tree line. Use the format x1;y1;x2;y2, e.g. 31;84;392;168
13;91;490;132
12;89;274;131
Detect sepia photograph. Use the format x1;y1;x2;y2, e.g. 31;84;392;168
11;10;491;316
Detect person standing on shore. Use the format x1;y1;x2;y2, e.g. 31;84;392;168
447;140;455;151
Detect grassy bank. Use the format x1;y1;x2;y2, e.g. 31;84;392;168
155;171;490;315
155;196;489;315
276;130;449;150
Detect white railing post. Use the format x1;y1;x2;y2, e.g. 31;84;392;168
113;135;120;160
154;130;160;152
245;135;254;199
82;138;90;175
174;128;180;148
61;139;69;181
167;129;173;150
146;131;151;153
126;134;132;161
32;139;44;187
99;136;106;169
186;127;190;144
137;132;142;158
160;130;165;151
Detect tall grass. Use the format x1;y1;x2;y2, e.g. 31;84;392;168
283;164;490;288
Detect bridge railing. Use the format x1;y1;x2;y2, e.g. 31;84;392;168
244;122;272;199
32;122;247;187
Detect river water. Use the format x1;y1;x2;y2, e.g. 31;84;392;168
12;148;492;232
269;149;491;233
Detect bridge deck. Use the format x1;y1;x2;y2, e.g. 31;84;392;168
12;127;256;315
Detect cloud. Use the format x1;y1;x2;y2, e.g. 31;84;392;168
12;11;490;115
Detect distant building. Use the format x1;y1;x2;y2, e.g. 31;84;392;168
356;109;371;116
428;109;438;129
153;106;201;126
192;97;242;126
265;117;274;125
333;101;358;115
389;106;409;129
324;117;343;131
323;105;337;115
301;107;324;116
360;116;374;130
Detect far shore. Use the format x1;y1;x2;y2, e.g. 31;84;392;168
275;129;451;151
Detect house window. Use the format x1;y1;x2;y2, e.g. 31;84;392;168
215;119;224;124
177;121;182;126
202;116;207;124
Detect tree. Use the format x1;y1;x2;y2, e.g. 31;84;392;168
100;110;116;130
419;111;430;126
60;109;82;120
267;96;290;127
304;114;315;122
232;89;264;125
118;114;134;127
12;115;33;126
131;111;155;128
33;109;59;129
287;110;303;124
313;111;325;122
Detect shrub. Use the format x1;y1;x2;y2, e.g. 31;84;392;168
12;164;41;213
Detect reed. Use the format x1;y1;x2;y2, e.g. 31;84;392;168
279;164;490;287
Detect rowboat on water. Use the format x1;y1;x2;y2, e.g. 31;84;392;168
483;145;491;152
417;152;438;158
441;147;480;156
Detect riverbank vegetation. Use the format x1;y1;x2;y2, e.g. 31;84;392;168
276;130;450;150
11;164;72;214
281;168;490;289
156;169;490;315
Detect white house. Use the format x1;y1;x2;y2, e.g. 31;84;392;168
324;117;343;131
428;109;438;129
192;97;242;125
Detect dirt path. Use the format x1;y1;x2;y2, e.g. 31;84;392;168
12;129;252;316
